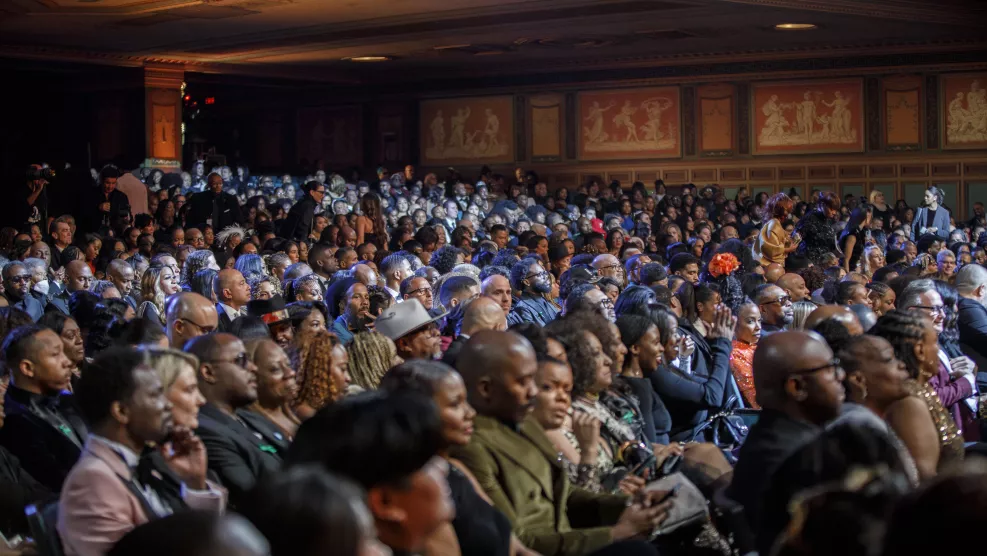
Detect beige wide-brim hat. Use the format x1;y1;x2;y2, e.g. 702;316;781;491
374;298;447;341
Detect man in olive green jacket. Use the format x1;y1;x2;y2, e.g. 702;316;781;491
453;330;671;556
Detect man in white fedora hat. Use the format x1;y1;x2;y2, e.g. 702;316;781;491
374;298;446;361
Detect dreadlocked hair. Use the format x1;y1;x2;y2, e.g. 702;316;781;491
289;329;343;411
869;310;926;380
346;331;397;391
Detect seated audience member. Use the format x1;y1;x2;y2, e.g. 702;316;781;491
58;347;225;556
331;282;372;344
240;466;388;556
346;331;401;391
214;269;250;332
776;272;810;303
453;330;670;556
246;296;294;350
0;371;52;541
165;292;218;350
375;299;444;361
897;279;977;437
954;263;987;371
380;359;538;556
106;511;269;556
186;333;281;508
289;329;350;421
2;262;44;321
241;338;299;446
871;310;965;479
507;257;559;327
480;274;513;316
754;283;794;335
0;325;86;492
442;296;508;366
285;391;455;555
728;330;844;536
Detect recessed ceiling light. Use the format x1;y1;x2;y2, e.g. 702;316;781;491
774;23;817;30
343;56;392;62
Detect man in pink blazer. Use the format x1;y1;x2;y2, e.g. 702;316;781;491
58;347;226;556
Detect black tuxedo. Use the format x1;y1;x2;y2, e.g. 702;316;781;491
0;445;52;537
216;304;236;333
278;195;318;242
0;385;88;492
195;403;281;509
82;188;130;234
236;409;292;458
186;190;243;233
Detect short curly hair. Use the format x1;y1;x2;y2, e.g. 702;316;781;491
429;246;463;275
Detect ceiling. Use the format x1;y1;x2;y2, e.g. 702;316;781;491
1;0;985;84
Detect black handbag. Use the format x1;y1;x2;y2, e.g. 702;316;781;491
692;397;757;463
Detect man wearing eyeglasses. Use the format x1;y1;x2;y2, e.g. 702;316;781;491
278;180;325;242
754;284;794;336
591;254;626;287
899;279;978;437
507;257;559;327
165;293;219;350
729;330;845;551
1;261;44;321
187;333;280;509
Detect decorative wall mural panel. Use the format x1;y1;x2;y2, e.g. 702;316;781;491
942;73;987;150
884;76;922;150
752;79;865;154
578;87;681;160
530;93;564;161
698;84;735;155
420;96;514;164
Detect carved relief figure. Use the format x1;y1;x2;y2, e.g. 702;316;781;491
484;109;500;153
449;107;470;148
760;95;790;141
613;100;639;142
947;80;987;143
583;101;615;144
430;110;446;150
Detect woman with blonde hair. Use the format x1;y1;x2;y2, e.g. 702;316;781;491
790;300;818;330
289;329;351;420
146;348;205;429
138;264;180;325
860;244;886;279
346;331;401;392
753;192;800;266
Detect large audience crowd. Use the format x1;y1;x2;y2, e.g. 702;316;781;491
0;160;986;556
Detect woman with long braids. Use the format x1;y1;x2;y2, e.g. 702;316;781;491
871;310;964;479
346;331;401;392
356;192;389;249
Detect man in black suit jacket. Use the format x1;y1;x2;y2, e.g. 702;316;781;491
278;181;325;242
186;173;243;233
187;333;280;508
214;269;250;333
81;168;131;235
0;378;53;539
0;326;87;492
956;264;987;374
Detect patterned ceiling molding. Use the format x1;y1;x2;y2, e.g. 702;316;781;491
721;0;984;26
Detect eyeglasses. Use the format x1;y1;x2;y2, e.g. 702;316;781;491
912;304;946;315
178;318;217;334
761;295;792;306
205;352;250;368
598;264;624;273
525;270;550;281
6;274;30;284
791;357;843;379
314;189;326;195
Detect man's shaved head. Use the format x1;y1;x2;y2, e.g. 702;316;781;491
456;330;538;424
461;296;508;336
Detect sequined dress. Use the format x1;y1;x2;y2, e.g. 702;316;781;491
730;340;760;409
906;379;964;470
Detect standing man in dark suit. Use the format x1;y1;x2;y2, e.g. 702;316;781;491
187;333;281;508
214;269;250;333
186;173;243;233
81;167;131;235
0;326;87;492
279;181;325;242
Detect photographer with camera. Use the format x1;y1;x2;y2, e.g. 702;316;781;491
9;164;54;230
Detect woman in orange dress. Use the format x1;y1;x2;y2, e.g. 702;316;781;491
730;301;762;409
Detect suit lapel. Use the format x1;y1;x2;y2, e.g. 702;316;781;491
236;409;290;454
474;415;556;501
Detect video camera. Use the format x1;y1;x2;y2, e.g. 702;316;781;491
26;166;56;181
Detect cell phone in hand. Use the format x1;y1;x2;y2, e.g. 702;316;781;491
656;483;682;504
